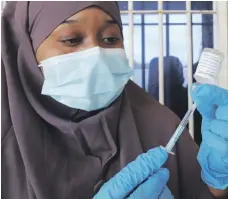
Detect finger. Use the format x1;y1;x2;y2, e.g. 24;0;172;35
197;145;228;188
201;130;228;155
159;186;174;199
201;118;213;132
191;84;217;118
103;147;168;199
197;103;217;119
207;151;228;178
127;168;169;199
210;119;228;140
191;84;228;107
216;105;228;121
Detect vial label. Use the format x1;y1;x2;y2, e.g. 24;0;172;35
195;51;221;80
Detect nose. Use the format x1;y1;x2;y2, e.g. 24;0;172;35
76;36;100;52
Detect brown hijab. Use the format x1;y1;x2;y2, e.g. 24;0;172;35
1;1;220;199
1;2;124;198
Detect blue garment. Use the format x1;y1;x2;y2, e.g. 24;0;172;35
40;47;133;111
93;147;174;199
191;84;228;190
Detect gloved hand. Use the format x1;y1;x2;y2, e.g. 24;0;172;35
93;146;174;199
191;84;228;190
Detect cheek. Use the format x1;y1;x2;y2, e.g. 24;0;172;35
35;38;65;63
36;47;60;63
117;41;124;49
121;42;124;48
110;40;124;49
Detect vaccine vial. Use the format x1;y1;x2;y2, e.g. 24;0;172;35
194;48;224;85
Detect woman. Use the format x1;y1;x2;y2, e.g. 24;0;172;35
1;2;228;199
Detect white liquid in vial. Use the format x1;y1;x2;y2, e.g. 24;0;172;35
194;48;224;85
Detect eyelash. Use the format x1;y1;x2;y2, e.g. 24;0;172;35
103;37;120;45
61;37;83;47
60;36;121;47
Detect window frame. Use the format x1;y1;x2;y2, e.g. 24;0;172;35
120;1;228;138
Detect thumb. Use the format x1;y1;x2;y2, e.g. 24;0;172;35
191;84;217;118
93;147;168;199
159;186;174;199
128;168;170;199
191;84;228;106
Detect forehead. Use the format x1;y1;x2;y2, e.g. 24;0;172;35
66;7;113;22
52;7;117;34
29;2;122;51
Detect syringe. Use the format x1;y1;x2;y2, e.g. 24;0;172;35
165;103;197;152
165;48;224;153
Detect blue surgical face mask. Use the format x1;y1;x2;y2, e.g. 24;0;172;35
39;46;133;111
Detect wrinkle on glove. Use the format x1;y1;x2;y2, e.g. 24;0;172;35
93;147;174;199
191;84;228;190
128;169;174;199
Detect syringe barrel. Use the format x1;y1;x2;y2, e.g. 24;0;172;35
165;104;197;152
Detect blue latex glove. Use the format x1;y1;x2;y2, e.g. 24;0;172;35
191;84;228;190
93;147;174;199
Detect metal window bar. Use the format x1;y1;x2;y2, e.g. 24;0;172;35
166;14;170;57
186;1;194;138
1;1;6;13
128;1;134;73
213;2;218;50
120;10;217;14
122;22;214;26
120;1;220;141
158;1;164;105
141;14;146;90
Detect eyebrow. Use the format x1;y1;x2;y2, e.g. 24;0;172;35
62;19;79;24
62;19;118;25
105;19;118;25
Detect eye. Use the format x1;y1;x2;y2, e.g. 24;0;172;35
60;37;83;47
103;37;120;45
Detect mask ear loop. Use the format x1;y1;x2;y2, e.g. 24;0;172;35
38;64;44;75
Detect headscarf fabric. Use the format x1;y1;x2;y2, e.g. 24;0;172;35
2;2;215;199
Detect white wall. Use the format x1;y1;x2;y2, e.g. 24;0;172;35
217;2;228;89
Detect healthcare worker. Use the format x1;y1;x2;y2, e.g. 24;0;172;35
1;2;228;199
